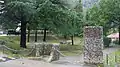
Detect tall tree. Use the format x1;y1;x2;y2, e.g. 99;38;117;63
55;10;82;45
1;0;36;48
36;0;71;42
0;0;17;29
86;0;120;35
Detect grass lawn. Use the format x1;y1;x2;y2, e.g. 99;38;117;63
0;36;20;50
114;50;120;63
0;36;84;56
59;37;84;56
103;49;120;67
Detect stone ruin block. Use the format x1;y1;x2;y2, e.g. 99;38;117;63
29;43;60;62
48;43;60;62
34;43;53;57
84;26;103;64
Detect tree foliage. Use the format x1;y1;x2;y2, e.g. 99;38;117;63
35;0;83;37
86;0;120;35
0;0;83;47
0;0;36;48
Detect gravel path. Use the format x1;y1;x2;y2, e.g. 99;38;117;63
0;45;119;67
52;45;120;66
0;59;93;67
103;45;120;55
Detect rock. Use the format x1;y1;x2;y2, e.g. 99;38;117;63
0;57;6;61
28;43;60;62
60;41;66;44
0;56;16;62
66;40;72;44
48;44;60;62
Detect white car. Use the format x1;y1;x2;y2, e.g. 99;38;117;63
0;31;3;34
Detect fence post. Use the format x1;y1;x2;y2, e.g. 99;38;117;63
2;46;4;54
115;54;117;63
106;54;109;65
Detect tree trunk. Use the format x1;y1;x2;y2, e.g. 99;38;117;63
118;25;120;44
71;35;74;45
64;35;67;40
20;22;27;48
27;27;30;42
43;28;47;42
35;29;38;42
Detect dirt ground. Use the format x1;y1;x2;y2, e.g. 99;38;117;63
0;58;95;67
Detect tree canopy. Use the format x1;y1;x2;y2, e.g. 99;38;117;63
0;0;83;47
86;0;120;35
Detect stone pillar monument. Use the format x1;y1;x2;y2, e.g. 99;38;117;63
84;26;103;64
48;43;60;62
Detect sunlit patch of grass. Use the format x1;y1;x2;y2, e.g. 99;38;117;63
114;50;120;63
59;37;84;56
47;40;59;43
61;50;83;56
0;36;20;50
103;50;120;67
0;36;84;57
60;44;83;56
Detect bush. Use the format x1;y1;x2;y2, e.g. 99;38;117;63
113;39;119;45
103;37;111;47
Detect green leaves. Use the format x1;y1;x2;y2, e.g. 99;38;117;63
86;0;120;35
87;0;120;26
0;0;83;36
6;0;35;21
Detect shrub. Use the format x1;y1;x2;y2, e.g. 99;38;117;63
103;37;111;47
113;39;119;45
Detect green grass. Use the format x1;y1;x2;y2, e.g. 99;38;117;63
103;50;120;67
0;36;84;57
60;37;84;56
61;50;83;56
47;40;59;43
42;36;84;56
45;36;84;56
0;36;20;50
60;44;83;56
0;36;27;58
114;50;120;63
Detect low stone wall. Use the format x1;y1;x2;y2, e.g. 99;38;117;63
29;43;60;62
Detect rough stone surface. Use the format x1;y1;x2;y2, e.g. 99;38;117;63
34;43;52;56
48;43;60;62
29;43;60;62
84;26;103;64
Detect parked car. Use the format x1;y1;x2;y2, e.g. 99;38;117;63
0;31;3;34
7;29;20;35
